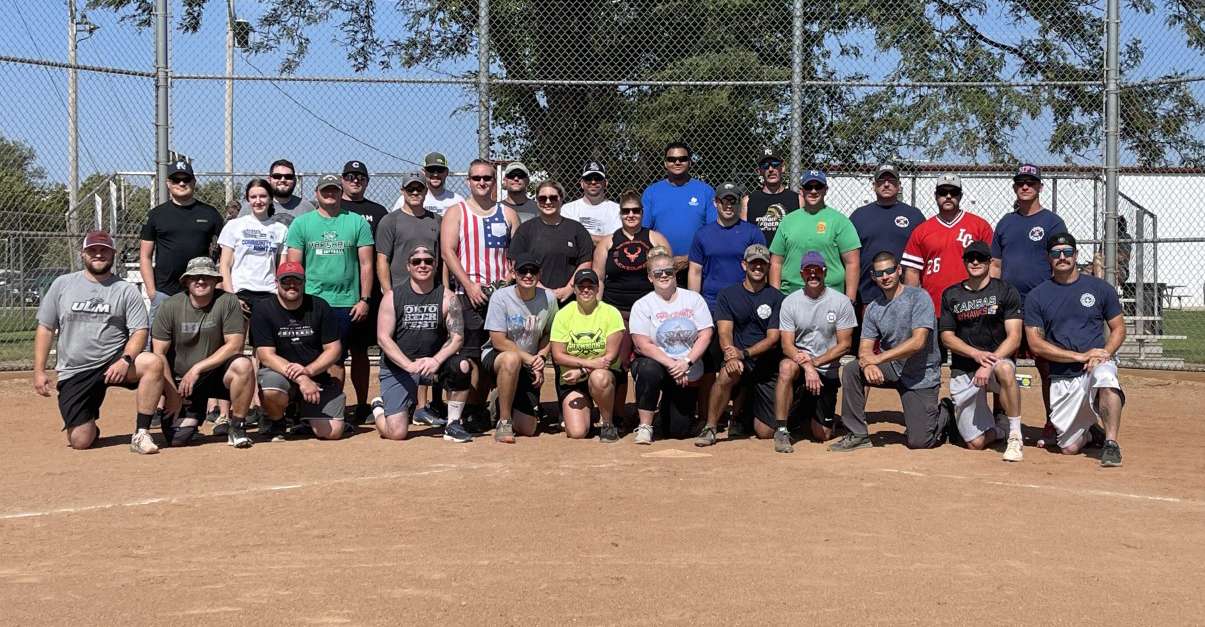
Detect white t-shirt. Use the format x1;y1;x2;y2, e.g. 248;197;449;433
392;187;464;215
629;288;713;380
217;214;289;293
561;198;621;237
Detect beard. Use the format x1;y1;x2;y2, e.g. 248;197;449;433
273;183;295;199
84;258;114;276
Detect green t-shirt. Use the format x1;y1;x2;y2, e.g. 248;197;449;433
550;300;626;375
768;205;861;295
151;290;244;378
285;210;374;307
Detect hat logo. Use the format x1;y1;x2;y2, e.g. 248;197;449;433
826;311;837;323
1080;293;1096;307
816;221;827;234
808;170;820;177
175;161;186;169
894;216;910;228
1029;226;1045;241
757;304;772;320
353;161;362;168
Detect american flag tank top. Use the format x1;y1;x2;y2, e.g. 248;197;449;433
456;201;511;290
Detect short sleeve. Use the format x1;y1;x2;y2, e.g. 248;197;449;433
543;291;559;335
209;208;225;238
834;215;861;253
573;223;594;265
375;213;395;257
910;290;936;329
1002;284;1023;320
990;217;1005;258
483;293;508;333
356;215;374;247
285;219;305;250
316;298;340;344
640;187;655;229
901;230;924;270
508;221;531;259
1023;290;1045;329
938;288;957;332
702;185;717;224
1101;283;1122;320
688;230;705;265
151;298;173;341
603;305;626;337
139;210;157;241
217;220;238;249
691;293;714;329
249;306;273;347
123;284;149;330
750;224;767;246
713;289;735;322
550;307;571;344
35;277;63;330
219;294;244;336
768;216;789;256
628;299;652;337
862;305;881;341
778;298;796;333
834;296;856;330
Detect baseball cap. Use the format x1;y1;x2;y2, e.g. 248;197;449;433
717;182;743;200
875;163;900;181
962;240;991;260
511;252;542;271
1046;232;1077;251
935;173;963;190
166;159;194;179
401;172;427;189
1014;163;1042;182
82;229;115;251
503;161;530;178
404;240;437;259
801;169;828;187
179;256;223;283
800;250;827;270
423;152;449;169
757;149;783;166
744;244;771;263
573;268;600;286
276;261;305;281
581;161;606;178
316;174;343;191
342;160;368;177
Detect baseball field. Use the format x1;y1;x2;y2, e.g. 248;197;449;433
2;366;1203;625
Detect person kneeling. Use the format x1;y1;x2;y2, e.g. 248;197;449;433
250;262;347;441
551;269;625;442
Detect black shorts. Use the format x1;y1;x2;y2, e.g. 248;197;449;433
56;355;138;429
177;356;249;406
703;333;724;374
481;350;540;417
346;295;381;350
236;289;276;321
732;356;778;427
553;365;621;402
788;375;840;432
458;292;488;359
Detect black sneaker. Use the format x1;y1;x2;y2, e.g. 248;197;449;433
463;407;492;434
289;419;314;438
1087;424;1107;449
413;404;448;427
1100;440;1122;467
443;421;472;443
828;432;872;452
599;422;619;443
260;418;287;442
227;423;253;449
245;406;263;428
157;409;176;447
726;420;751;440
940;397;959;445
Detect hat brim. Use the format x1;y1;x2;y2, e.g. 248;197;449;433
1013;175;1041;183
581;170;605;178
316;182;343;191
744;255;771;264
277;272;305;282
179;270;223;284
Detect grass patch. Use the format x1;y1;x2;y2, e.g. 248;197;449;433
1161;310;1205;365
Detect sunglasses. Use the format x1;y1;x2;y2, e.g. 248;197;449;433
409;257;435;267
469;175;495;182
1014;180;1040;188
516;265;540;276
664;156;691;164
342;174;367;182
425;167;448;175
582;175;605;183
168;177;193;185
620;206;642;215
935;188;962;198
870;265;898;278
269;173;296;181
537;194;561;203
1048;248;1077;259
651;268;675;279
505;172;528;180
759;160;783;169
964;254;991;264
802;184;825;192
404;186;426;194
802;268;825;278
280;277;303;287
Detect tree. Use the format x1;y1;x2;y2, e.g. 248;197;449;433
0;136;71;276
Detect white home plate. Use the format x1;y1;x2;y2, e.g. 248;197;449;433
641;449;712;459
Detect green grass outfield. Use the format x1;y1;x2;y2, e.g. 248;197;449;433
1161;309;1205;365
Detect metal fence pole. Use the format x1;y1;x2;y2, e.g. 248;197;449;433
476;0;490;159
67;0;80;269
789;0;804;186
154;0;170;205
1103;0;1121;288
224;0;235;203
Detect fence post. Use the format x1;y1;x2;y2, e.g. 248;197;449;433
154;0;171;205
789;0;804;186
67;0;80;270
224;0;235;203
476;0;491;159
1103;0;1120;289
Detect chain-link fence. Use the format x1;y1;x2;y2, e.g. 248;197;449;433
1;0;1203;370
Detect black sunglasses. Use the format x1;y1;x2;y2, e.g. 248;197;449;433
664;156;691;163
620;206;642;215
168;176;193;184
870;265;898;278
342;173;367;182
409;257;435;267
469;175;494;182
759;159;784;169
1048;248;1076;259
269;173;296;181
537;194;561;203
964;254;991;264
802;183;825;192
936;188;962;198
651;268;675;278
516;265;540;276
404;186;426;194
505;172;528;180
582;175;605;183
425;167;448;175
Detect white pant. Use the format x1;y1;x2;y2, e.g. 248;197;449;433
1049;361;1124;449
948;360;1011;442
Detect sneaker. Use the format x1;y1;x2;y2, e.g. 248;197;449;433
1002;435;1024;462
413;404;448;427
726;420;750;440
828;432;872;452
158;409;176;447
443;421;473;443
212;414;230;436
288;419;314;438
494;420;515;444
260;418;287;442
1087;424;1107;449
227;423;253;449
1100;440;1123;467
245;406;263;428
773;428;794;454
694;425;717;447
599;422;619;444
129;431;159;455
634;424;653;445
205;408;222;423
463;407;492;434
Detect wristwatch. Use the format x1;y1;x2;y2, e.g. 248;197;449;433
121;354;135;366
359;296;370;303
740;349;750;360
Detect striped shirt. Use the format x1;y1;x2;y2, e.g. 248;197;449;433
456;201;511;290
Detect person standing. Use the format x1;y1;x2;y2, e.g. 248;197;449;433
769;169;860;300
562;161;621;244
742;149;799;245
340;160;390;423
219;178;289;318
901;173;995;314
500;161;538;222
420;152;465;215
509;180;594;303
550;269;625;442
641;142;716;283
849;164;924;310
237;158;315;226
688;182;766;309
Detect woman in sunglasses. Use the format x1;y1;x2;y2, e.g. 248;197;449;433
508;180;594;304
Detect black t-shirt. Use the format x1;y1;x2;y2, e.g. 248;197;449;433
746;189;799;245
714;281;784;351
250;294;340;377
938;278;1022;377
342;197;389;296
509;217;594;293
139;200;224;296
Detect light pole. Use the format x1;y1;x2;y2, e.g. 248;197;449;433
225;2;251;203
66;0;97;265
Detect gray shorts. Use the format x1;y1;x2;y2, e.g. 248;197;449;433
257;367;346;420
379;360;420;417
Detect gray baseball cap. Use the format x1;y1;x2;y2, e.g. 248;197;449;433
875;163;900;181
401;172;427;189
744;244;771;263
934;173;962;190
316;174;343;191
717;182;744;200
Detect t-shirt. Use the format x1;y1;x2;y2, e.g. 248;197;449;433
237;194;315;227
151;290;244;378
641;178;717;257
714;282;784;353
509;217;594;291
991;208;1067;301
901;211;995;314
502;196;539;223
36;272;149;381
768;205;861;295
862;285;941;390
376;209;442;288
849;200;925;303
483;285;558;356
415;187;463;216
284;210;374;308
550;300;626;370
746;189;799;245
778;286;857;378
629;288;714;360
140;200;224;296
562;198;621;238
342;198;390;240
1024;274;1122;379
688;220;766;308
250;294;339;377
939;278;1023;378
217;214;289;293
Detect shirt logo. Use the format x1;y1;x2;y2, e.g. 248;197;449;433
568;241;574;248
895;216;910;228
825;311;837;323
1029;226;1045;242
756;304;772;320
70;297;111;314
816;221;827;234
1080;293;1096;307
688;196;699;207
956;228;973;248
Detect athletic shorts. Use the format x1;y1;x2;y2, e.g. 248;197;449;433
330;307;355;361
55;355;138;429
728;356;778;428
176;356;249;406
378;357;471;417
553;365;621;403
458;292;488;360
948;361;1012;442
346;295;380;350
236;289;276;321
787;372;839;432
257;367;345;420
481;349;539;418
1049;361;1125;449
703;334;724;374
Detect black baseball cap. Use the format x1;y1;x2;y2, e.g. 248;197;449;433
511;252;542;271
962;240;991;260
166;159;194;179
1046;232;1077;251
342;160;368;177
757;149;783;166
573;268;600;286
1014;163;1042;182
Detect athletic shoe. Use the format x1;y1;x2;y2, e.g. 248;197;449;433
227;423;253;449
773;428;794;454
1087;424;1107;449
828;432;872;452
464;407;492;434
289;419;314;438
1100;440;1123;467
1003;435;1024;462
260;418;287;442
726;420;750;440
129;431;159;455
245;406;263;428
940;397;959;445
599;422;619;444
413;405;448;427
205;408;222;423
494;420;515;444
158;409;176;447
212;414;230;436
443;421;472;443
694;425;717;447
634;424;653;445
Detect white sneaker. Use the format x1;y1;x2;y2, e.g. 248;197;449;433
634;424;653;445
227;423;254;449
1003;435;1023;462
129;431;160;455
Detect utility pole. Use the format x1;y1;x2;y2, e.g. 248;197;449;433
476;0;490;158
224;0;235;203
1103;0;1120;288
154;0;170;205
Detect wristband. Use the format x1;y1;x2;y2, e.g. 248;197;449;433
359;296;370;303
121;354;135;366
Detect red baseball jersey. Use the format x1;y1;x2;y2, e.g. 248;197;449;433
901;211;994;312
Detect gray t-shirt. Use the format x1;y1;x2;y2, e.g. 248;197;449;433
238;195;315;227
376;209;442;288
778;286;857;378
502;196;539;223
862;285;941;389
483;285;558;356
151;290;244;378
36;271;149;381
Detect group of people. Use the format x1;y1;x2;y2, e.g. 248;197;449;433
32;146;1127;467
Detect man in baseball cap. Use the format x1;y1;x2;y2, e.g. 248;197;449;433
770;168;861;301
562;160;620;242
410;151;464;216
850;163;924;324
746;149;798;246
500;161;537;220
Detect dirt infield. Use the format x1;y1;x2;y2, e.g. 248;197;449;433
3;366;1204;625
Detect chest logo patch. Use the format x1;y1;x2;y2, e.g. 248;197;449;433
756;304;772;320
1080;293;1096;307
688;196;699;206
825;311;837;323
1029;226;1045;242
816;221;827;234
895;216;910;228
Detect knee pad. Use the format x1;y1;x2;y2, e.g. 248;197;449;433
441;357;473;391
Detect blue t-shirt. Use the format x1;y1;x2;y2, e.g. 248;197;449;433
849;201;925;303
688;220;766;309
991;209;1067;301
714;282;784;351
642;178;717;257
1024;274;1122;379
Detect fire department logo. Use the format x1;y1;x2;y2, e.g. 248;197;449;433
825;311;837;323
756;304;772;320
1080;293;1096;307
1029;226;1045;242
894;216;910;228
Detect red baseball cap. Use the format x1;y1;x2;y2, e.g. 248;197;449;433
276;261;305;281
82;229;115;250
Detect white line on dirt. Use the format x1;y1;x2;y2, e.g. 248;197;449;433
876;468;1185;503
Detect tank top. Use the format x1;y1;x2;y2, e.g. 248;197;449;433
391;281;446;361
603;227;654;312
746;188;799;245
455;201;511;290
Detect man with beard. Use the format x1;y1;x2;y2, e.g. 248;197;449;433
340;160;390;423
742;149;799;245
901;174;995;316
33;230;167;454
237;159;315;226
